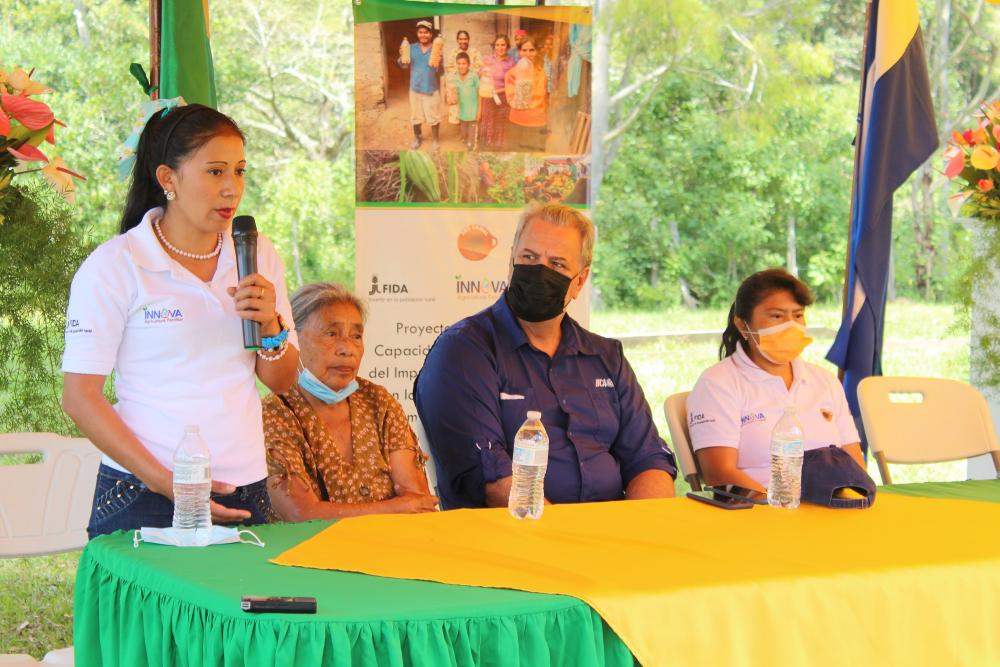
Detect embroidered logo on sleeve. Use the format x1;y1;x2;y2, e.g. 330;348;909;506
64;318;93;335
142;305;184;324
689;412;715;428
594;378;614;388
740;412;766;427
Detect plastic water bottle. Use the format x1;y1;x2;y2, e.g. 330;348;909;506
768;406;804;509
508;411;549;520
172;425;212;531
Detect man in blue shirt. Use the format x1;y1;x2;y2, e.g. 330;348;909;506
415;203;677;509
397;20;443;151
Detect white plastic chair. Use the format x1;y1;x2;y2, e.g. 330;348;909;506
663;392;703;491
0;433;101;557
0;433;101;666
857;377;1000;485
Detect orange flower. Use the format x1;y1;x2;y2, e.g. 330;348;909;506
970;144;1000;170
979;178;995;192
41;156;85;204
974;128;990;145
5;67;51;96
953;130;967;145
945;149;965;179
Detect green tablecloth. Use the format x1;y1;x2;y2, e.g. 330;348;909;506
73;520;631;667
880;478;1000;502
74;480;1000;666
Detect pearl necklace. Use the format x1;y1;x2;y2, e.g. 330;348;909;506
153;219;223;260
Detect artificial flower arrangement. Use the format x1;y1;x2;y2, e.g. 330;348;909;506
0;65;85;218
944;99;1000;220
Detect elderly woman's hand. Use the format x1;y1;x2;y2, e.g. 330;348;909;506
387;490;439;513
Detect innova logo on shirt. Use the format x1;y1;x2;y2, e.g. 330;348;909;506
142;305;184;324
741;412;766;427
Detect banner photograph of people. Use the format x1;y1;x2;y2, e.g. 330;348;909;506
355;4;592;206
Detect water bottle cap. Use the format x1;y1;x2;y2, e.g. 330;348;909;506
184;425;200;434
526;410;541;420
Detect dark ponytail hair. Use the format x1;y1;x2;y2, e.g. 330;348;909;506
719;268;815;360
119;104;245;234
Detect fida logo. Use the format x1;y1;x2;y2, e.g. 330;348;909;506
369;275;409;296
142;305;184;324
454;274;507;297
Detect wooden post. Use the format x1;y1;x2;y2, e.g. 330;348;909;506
837;0;873;382
149;0;162;100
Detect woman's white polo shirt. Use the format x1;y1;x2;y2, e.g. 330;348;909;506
61;208;297;486
687;344;860;487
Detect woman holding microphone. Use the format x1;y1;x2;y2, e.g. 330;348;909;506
62;102;298;537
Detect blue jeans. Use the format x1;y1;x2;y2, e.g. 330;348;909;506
87;464;272;539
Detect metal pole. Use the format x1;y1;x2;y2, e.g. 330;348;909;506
838;0;873;382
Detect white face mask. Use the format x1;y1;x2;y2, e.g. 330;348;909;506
133;525;265;549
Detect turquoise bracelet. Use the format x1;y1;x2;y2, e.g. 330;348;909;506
261;327;289;351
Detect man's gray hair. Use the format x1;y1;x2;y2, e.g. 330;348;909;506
512;202;595;268
290;282;368;330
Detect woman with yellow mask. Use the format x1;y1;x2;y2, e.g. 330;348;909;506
687;269;865;496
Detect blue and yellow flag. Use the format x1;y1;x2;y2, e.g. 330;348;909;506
827;0;938;423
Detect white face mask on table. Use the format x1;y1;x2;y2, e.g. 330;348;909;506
132;525;265;548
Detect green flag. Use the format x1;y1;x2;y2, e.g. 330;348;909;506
159;0;217;107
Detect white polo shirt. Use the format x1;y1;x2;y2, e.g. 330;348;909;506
687;345;860;487
61;208;297;486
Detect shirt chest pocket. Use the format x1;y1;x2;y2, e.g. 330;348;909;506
586;386;620;444
499;386;535;444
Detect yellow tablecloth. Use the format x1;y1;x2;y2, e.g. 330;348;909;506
274;494;1000;666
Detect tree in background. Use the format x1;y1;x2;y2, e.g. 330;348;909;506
593;0;861;308
211;0;356;291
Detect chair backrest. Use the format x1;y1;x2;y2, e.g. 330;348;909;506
857;376;1000;484
663;392;702;491
0;433;101;557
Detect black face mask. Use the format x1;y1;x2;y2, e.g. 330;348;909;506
506;263;574;322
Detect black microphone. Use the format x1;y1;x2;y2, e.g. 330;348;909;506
232;215;261;350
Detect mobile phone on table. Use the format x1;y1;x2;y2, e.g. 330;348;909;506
241;596;317;614
708;485;768;505
685;490;753;510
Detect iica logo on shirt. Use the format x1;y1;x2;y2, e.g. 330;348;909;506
740;411;767;427
594;378;614;388
142;305;184;324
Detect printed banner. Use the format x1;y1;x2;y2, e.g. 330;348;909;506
353;0;593;483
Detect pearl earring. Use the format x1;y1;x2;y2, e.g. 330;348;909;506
164;189;176;202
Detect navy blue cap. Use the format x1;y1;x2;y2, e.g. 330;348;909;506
801;445;876;509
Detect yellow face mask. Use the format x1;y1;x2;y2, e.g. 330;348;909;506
746;320;813;364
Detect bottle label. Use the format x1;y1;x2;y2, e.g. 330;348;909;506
513;443;548;466
772;439;804;457
174;462;210;485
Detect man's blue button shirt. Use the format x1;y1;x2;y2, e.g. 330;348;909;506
415;295;677;509
399;42;440;94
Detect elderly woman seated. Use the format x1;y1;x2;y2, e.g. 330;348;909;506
263;283;437;520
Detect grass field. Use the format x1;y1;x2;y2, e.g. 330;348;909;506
0;302;973;657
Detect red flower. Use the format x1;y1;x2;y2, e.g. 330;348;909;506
979;178;995;193
7;143;49;163
963;130;975;144
0;93;54;131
